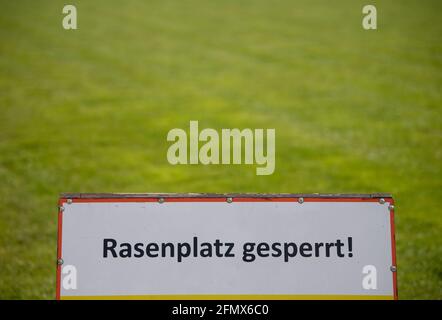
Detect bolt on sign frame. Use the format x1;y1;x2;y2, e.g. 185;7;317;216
56;193;397;300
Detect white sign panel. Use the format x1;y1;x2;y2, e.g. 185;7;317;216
56;194;397;300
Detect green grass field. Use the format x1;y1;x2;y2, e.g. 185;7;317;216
0;0;441;299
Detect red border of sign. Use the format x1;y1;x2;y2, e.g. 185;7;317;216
56;195;397;300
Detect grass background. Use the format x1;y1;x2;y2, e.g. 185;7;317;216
0;0;441;299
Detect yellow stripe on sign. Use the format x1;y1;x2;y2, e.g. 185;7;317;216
60;294;394;300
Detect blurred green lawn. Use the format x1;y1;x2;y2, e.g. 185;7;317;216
0;0;441;299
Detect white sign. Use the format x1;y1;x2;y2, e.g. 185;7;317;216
56;194;397;300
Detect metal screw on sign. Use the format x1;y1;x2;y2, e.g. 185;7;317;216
60;206;65;212
298;197;304;204
226;197;233;203
389;205;395;211
390;266;397;272
67;199;73;204
379;198;385;205
57;259;64;266
158;198;165;204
